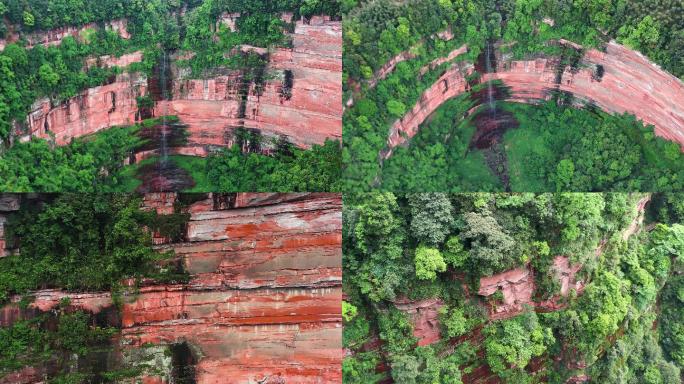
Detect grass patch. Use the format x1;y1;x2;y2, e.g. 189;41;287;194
170;155;209;192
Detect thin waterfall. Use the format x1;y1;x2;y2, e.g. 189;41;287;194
159;51;169;166
485;42;495;113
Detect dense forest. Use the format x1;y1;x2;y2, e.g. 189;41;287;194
342;0;684;192
0;0;341;191
0;194;192;382
381;101;684;192
343;192;684;383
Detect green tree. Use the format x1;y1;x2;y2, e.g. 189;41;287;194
443;236;468;268
460;212;517;276
387;100;407;118
22;11;35;26
415;246;446;280
409;193;454;245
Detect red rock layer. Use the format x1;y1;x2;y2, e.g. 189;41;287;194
22;72;147;145
484;41;684;146
156;16;342;149
393;298;443;346
19;15;340;151
1;193;342;384
385;41;684;155
385;56;473;156
0;19;130;51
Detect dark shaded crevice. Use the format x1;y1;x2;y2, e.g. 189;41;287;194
212;193;237;210
170;342;197;384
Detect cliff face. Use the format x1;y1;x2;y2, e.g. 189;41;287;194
20;15;342;151
0;19;130;51
385;50;472;157
22;71;147;145
485;41;684;146
383;40;684;154
0;193;342;384
156;16;342;150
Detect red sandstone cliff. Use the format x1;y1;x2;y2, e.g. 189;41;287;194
19;15;342;152
0;193;342;384
22;71;147;145
156;16;342;150
0;19;130;51
382;40;684;155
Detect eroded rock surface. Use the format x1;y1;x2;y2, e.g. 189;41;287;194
384;40;684;155
157;17;342;149
23;72;148;145
393;298;444;346
20;16;341;152
0;193;342;384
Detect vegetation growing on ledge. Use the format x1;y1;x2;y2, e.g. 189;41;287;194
0;194;189;303
0;115;342;192
380;101;684;192
343;192;684;384
343;0;684;192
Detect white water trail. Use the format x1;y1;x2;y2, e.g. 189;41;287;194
485;42;495;113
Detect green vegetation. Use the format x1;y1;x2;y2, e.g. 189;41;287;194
0;118;342;192
0;194;189;303
0;303;119;379
0;125;142;191
343;193;684;383
206;139;343;192
344;0;684;191
0;0;341;191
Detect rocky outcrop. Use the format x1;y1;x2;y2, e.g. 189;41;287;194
21;15;341;152
22;72;147;145
478;256;584;320
0;19;130;51
393;298;443;346
478;267;535;320
1;193;342;383
384;40;684;155
385;59;473;156
156;16;342;149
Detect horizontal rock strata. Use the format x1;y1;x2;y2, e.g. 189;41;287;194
0;193;342;383
384;40;684;155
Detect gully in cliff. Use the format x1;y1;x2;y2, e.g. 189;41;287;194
0;193;343;384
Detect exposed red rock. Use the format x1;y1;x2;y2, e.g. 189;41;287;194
19;16;341;152
478;267;535;320
156;17;342;149
0;19;130;51
384;40;684;155
0;193;342;383
393;298;443;346
22;72;148;145
385;57;473;156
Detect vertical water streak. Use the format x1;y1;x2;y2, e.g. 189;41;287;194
485;42;495;113
160;51;169;166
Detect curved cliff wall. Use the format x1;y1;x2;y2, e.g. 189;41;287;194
23;70;147;145
0;193;342;384
384;41;684;155
156;16;342;149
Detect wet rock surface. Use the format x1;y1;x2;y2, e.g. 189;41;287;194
384;40;684;156
20;15;341;153
0;193;342;383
